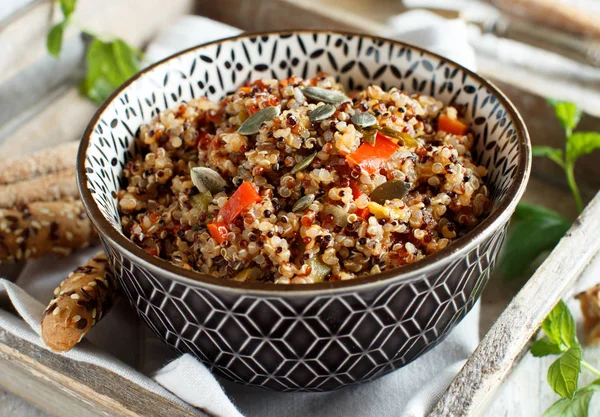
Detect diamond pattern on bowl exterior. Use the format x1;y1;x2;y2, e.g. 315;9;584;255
101;226;505;391
83;31;529;391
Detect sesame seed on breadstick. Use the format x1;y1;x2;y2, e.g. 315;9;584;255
0;170;78;208
42;252;116;352
0;200;97;263
0;141;78;185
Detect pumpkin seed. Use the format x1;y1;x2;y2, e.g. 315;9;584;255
292;194;315;212
362;128;378;145
232;267;263;282
191;167;227;194
301;86;351;105
190;191;212;214
306;256;331;283
324;203;349;228
308;104;336;122
351;112;377;128
370;180;411;204
398;131;418;147
237;106;281;135
376;126;418;147
291;152;317;174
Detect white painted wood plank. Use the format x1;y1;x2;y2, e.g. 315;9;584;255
0;0;37;23
0;89;96;159
430;191;600;417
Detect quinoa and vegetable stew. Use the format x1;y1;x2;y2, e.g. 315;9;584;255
118;74;491;284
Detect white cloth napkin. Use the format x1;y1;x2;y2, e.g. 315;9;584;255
0;15;482;417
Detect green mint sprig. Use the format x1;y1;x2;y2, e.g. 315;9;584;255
501;100;600;279
80;38;143;104
533;301;600;416
534;100;600;213
46;0;142;103
47;0;76;57
500;203;571;279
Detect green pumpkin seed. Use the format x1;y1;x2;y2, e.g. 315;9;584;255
362;128;378;145
308;104;336;122
190;191;212;214
376;126;418;147
324;203;349;228
370;180;411;204
306;256;331;283
291;152;317;174
237;106;281;135
301;87;351;105
351;112;377;128
292;194;315;212
191;167;227;194
397;131;418;147
232;267;263;282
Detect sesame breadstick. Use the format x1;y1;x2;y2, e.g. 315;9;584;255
0;141;79;185
0;200;97;263
41;252;116;351
0;170;78;208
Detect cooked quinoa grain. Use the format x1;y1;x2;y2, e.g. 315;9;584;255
118;74;491;284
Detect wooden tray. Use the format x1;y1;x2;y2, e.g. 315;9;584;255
1;0;599;416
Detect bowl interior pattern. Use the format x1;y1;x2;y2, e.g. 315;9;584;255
85;32;520;234
81;32;528;391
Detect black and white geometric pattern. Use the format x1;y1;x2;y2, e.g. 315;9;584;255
102;225;504;391
82;32;528;391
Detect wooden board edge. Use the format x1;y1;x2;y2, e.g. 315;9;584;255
429;191;600;416
0;329;202;417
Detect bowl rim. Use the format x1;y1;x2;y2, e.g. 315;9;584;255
77;29;531;296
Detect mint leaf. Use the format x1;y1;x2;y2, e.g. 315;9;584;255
548;100;582;136
543;391;594;417
548;345;582;399
543;301;578;349
84;77;114;104
532;145;564;168
112;40;142;78
566;132;600;165
80;38;141;103
59;0;77;18
532;338;563;357
513;203;569;222
543;379;600;417
500;204;572;279
47;21;66;57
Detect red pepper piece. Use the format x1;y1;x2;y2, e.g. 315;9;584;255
438;115;469;135
208;182;261;243
346;132;400;174
350;181;370;219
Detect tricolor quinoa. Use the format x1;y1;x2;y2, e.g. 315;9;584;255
118;74;491;284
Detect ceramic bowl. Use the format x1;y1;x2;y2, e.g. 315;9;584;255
78;30;530;391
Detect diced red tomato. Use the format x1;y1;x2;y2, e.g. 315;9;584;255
346;132;400;174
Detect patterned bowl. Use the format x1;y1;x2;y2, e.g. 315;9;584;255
78;30;530;391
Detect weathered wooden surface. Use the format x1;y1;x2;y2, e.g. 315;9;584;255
1;0;599;415
0;329;201;417
430;191;600;417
